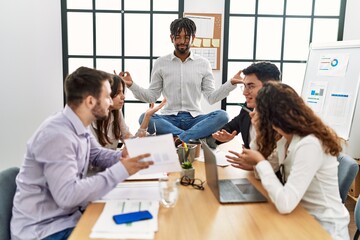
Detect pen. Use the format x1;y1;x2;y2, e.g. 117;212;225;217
182;142;188;152
182;142;190;162
239;103;252;113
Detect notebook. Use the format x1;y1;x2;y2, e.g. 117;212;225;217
200;139;267;203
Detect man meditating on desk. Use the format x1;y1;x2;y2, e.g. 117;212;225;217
119;17;242;143
11;67;153;240
227;82;350;240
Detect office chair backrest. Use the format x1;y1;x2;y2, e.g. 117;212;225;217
337;153;358;203
355;200;360;240
0;167;19;240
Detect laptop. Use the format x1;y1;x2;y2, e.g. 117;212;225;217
200;139;267;203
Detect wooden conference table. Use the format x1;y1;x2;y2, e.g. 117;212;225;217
69;161;331;240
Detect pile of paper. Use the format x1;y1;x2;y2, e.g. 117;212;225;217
98;181;161;202
197;135;244;166
126;172;168;181
90;200;159;239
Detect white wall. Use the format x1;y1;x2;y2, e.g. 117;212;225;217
343;0;360;40
0;0;63;170
185;0;226;113
1;0;359;171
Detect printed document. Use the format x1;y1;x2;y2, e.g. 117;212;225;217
124;134;181;174
91;200;159;239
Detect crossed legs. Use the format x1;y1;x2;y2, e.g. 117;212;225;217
139;110;228;143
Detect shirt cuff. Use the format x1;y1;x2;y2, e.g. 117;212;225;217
108;161;130;183
224;80;238;90
253;166;260;179
128;82;140;92
255;160;273;179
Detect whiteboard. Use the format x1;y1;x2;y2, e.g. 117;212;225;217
301;40;360;158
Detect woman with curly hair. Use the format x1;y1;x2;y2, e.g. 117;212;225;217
227;81;349;239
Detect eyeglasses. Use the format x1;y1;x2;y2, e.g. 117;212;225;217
180;176;205;190
279;164;286;185
239;83;257;93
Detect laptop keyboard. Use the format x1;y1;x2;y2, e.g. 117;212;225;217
219;180;246;201
236;183;253;194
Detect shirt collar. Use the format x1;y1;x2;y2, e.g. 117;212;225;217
277;134;301;159
277;137;287;162
63;105;90;137
170;50;194;61
287;135;301;153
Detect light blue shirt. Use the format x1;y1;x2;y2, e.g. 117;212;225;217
11;105;129;239
129;51;236;117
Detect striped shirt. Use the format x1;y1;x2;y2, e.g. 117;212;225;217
129;51;237;117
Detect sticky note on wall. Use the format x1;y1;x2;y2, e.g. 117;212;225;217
212;39;220;47
193;38;202;47
203;39;211;47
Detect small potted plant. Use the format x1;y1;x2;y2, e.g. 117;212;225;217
180;161;195;179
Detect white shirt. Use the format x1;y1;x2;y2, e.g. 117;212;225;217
250;132;279;179
129;51;236;117
256;134;350;240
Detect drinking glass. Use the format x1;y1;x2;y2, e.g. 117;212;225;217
159;177;180;208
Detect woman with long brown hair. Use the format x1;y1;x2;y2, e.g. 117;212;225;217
227;81;349;239
91;74;166;149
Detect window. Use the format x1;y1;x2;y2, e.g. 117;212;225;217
61;0;183;133
223;0;346;119
62;0;347;131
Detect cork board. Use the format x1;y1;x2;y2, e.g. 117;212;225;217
184;13;222;70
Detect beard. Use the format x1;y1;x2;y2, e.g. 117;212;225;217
175;44;190;54
92;100;108;120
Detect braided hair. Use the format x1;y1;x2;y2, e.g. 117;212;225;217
170;17;196;36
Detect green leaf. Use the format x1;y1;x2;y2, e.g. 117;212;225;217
181;161;193;169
